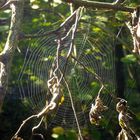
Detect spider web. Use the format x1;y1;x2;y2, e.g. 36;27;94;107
17;10;116;131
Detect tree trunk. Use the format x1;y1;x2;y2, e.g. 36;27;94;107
115;43;125;98
0;0;24;112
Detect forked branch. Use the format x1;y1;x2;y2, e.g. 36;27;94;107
11;76;62;139
12;7;83;139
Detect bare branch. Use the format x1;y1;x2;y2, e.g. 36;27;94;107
11;102;56;139
0;0;18;10
62;75;83;140
18;9;79;40
11;114;38;140
113;0;125;5
32;117;45;140
69;0;134;13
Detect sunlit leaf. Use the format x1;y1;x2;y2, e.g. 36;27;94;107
121;54;137;64
92;27;102;33
31;4;39;9
52;126;64;135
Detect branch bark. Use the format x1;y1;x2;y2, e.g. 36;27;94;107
69;0;134;13
0;0;24;112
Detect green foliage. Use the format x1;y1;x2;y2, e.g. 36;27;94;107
121;54;137;64
0;25;9;32
0;0;140;140
52;128;78;140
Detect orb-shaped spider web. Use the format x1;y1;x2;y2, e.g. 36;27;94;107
16;9;117;133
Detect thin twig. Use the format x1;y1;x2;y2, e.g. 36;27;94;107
37;104;52;117
62;75;83;140
61;7;82;81
19;9;78;40
32;116;44;133
71;54;118;101
53;39;61;76
11;114;38;140
11;103;53;139
32;116;45;140
97;84;104;97
71;54;103;84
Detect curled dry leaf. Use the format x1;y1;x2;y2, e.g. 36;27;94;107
116;99;140;140
89;96;108;125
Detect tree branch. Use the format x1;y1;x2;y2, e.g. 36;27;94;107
69;0;134;13
0;0;24;112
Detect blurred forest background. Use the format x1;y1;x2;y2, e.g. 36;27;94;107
0;0;140;140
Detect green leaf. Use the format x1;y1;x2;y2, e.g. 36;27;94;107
121;54;137;64
90;81;100;89
52;126;64;135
